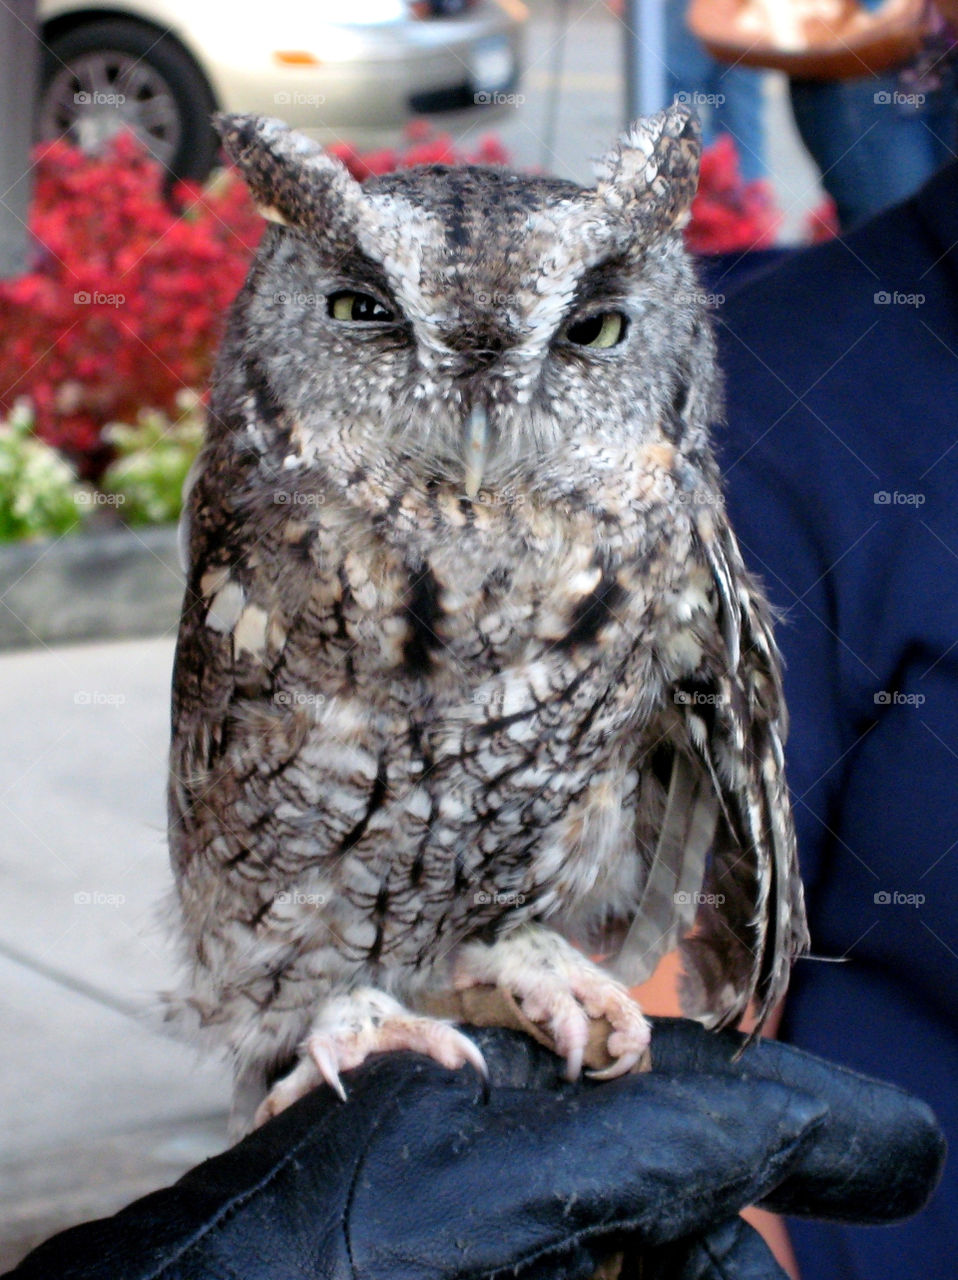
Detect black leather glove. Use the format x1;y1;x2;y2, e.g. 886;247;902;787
5;1019;945;1280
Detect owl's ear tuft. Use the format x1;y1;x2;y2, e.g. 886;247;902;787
593;102;701;232
214;113;364;233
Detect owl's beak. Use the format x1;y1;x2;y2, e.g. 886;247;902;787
463;403;488;500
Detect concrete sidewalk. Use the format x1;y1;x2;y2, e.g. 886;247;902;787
0;637;231;1270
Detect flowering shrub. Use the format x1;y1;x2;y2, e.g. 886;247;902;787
328;120;511;179
0;401;90;542
101;390;204;525
686;133;781;255
0;133;262;480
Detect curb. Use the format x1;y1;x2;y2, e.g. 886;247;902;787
0;526;183;650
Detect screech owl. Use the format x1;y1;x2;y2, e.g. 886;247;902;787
168;104;808;1131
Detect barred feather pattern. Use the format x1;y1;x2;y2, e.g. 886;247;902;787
166;106;808;1099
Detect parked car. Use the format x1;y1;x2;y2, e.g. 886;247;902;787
36;0;526;180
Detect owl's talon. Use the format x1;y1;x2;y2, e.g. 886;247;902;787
532;993;588;1080
252;1056;325;1127
562;1037;585;1082
451;1029;491;1081
586;1051;643;1081
252;987;486;1125
455;925;650;1079
308;1038;348;1102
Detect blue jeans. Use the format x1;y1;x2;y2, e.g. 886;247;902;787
665;1;767;181
790;68;958;229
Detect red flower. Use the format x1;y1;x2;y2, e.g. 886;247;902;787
685;134;781;256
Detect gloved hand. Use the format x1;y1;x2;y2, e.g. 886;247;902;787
5;1018;945;1280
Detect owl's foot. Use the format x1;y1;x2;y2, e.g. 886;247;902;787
453;925;650;1081
253;986;487;1126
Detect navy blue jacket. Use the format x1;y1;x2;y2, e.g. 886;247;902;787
712;163;958;1280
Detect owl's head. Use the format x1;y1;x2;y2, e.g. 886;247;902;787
214;108;716;503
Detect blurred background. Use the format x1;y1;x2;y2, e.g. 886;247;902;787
1;0;955;1271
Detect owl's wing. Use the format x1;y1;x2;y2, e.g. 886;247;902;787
613;512;809;1034
168;434;308;881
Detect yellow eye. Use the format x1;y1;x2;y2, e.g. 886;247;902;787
328;290;394;322
564;311;627;349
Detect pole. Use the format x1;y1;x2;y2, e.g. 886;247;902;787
0;1;40;278
623;0;668;124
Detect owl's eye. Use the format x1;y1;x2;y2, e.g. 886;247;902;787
564;311;628;349
328;290;395;323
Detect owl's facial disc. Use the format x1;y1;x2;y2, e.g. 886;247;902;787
218;107;705;496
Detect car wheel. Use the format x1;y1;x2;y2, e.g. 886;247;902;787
38;19;219;182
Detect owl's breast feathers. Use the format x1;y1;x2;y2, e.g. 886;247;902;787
170;433;805;1030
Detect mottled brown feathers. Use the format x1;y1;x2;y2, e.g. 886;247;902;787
168;107;808;1105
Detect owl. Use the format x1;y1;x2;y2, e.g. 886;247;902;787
168;105;808;1131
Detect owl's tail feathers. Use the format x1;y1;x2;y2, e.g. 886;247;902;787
610;752;719;988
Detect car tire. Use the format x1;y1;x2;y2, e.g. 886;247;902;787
38;18;219;183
